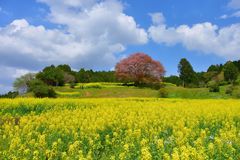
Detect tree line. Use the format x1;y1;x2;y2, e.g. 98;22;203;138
165;58;240;89
35;64;117;86
5;52;240;98
12;65;117;97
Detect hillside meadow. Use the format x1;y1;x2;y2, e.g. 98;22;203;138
21;82;236;99
1;98;240;159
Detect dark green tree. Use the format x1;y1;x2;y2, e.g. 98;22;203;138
224;61;238;84
163;75;182;86
207;64;223;73
232;60;240;71
28;79;56;98
196;72;207;87
57;64;72;73
77;68;91;83
178;58;197;87
36;65;64;86
76;69;116;83
0;91;19;98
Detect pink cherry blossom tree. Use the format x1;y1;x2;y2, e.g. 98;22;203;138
115;53;165;85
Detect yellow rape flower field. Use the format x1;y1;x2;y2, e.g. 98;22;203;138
1;98;240;159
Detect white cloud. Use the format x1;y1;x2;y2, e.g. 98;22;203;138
220;0;240;19
0;6;9;15
149;13;240;60
0;0;147;68
220;11;240;19
232;10;240;17
0;0;148;93
13;69;35;78
0;66;35;94
149;12;165;25
0;66;34;79
220;14;228;19
0;19;85;63
228;0;240;9
0;85;12;94
36;0;148;45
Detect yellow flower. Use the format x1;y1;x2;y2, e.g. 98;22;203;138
156;139;164;150
1;98;240;159
141;146;152;160
123;143;129;151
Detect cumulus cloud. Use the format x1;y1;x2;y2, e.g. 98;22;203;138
222;0;240;19
149;12;240;60
149;12;165;25
0;66;35;94
0;7;8;15
0;85;12;94
0;0;148;93
232;10;240;17
37;0;148;45
0;0;147;67
0;66;34;80
228;0;240;9
220;14;228;19
220;11;240;19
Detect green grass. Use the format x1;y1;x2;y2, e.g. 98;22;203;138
18;82;237;99
52;82;234;99
166;86;230;99
56;86;158;98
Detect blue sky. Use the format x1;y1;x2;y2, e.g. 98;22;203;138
0;0;240;93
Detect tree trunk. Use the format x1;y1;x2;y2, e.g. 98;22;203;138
182;81;185;87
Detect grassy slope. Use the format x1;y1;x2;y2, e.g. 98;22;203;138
166;86;230;99
55;86;158;98
53;83;231;99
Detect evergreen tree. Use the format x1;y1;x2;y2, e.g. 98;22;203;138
57;64;72;73
232;60;240;71
224;61;238;84
36;65;65;86
163;75;182;86
207;64;223;73
178;58;196;87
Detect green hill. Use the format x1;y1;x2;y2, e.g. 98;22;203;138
22;82;236;99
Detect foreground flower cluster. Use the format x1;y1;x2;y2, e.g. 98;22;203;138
0;98;240;159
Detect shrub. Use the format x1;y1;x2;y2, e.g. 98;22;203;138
187;83;199;88
225;86;234;95
208;81;220;92
150;83;163;90
32;85;49;98
232;87;240;98
84;83;102;89
159;88;168;98
33;87;56;98
29;79;56;98
235;78;240;85
70;82;76;88
48;88;57;98
219;81;228;86
209;83;220;92
122;83;135;87
0;91;19;98
235;91;240;99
